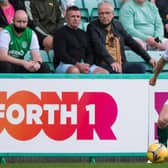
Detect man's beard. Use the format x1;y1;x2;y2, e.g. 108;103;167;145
13;25;26;33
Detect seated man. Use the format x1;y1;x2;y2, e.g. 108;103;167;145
53;6;108;74
0;10;50;73
87;1;156;73
119;0;168;50
26;0;64;52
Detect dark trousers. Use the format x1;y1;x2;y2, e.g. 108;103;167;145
0;62;50;73
100;62;146;73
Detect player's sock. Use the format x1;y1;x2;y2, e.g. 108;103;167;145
157;126;168;147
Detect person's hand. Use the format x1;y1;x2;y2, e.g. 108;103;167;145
43;36;53;53
32;61;41;71
149;58;157;68
23;60;35;72
146;37;158;49
149;76;157;86
23;60;40;72
110;62;122;73
76;62;90;73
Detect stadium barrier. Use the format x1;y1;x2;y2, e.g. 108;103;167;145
0;73;167;163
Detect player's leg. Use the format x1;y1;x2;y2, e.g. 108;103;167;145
157;104;168;147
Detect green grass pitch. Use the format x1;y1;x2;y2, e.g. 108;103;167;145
0;163;168;168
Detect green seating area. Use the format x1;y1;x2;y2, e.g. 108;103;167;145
125;50;168;73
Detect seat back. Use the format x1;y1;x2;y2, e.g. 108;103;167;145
48;50;55;72
90;8;98;21
83;0;99;16
80;8;89;22
125;50;168;73
74;0;84;8
24;50;55;72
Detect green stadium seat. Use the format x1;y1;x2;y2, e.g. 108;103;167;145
48;50;55;72
125;50;146;62
24;50;55;72
147;50;163;61
79;21;84;30
90;8;98;21
125;50;164;62
78;20;88;31
48;50;54;62
83;22;89;32
74;0;84;8
24;51;32;61
114;8;120;20
125;50;153;73
125;50;168;73
40;50;50;62
24;50;49;63
114;0;122;8
80;8;89;22
147;51;168;72
24;50;49;61
83;0;99;16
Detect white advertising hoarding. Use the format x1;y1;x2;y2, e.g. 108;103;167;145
148;79;168;146
0;78;148;154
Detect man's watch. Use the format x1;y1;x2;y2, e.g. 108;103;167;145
37;61;42;66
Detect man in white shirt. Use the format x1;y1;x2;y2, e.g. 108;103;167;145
0;10;50;73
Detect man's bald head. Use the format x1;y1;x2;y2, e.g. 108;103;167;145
13;10;28;21
13;10;28;34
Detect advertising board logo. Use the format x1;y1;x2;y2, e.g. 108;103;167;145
0;91;118;141
154;92;168;139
